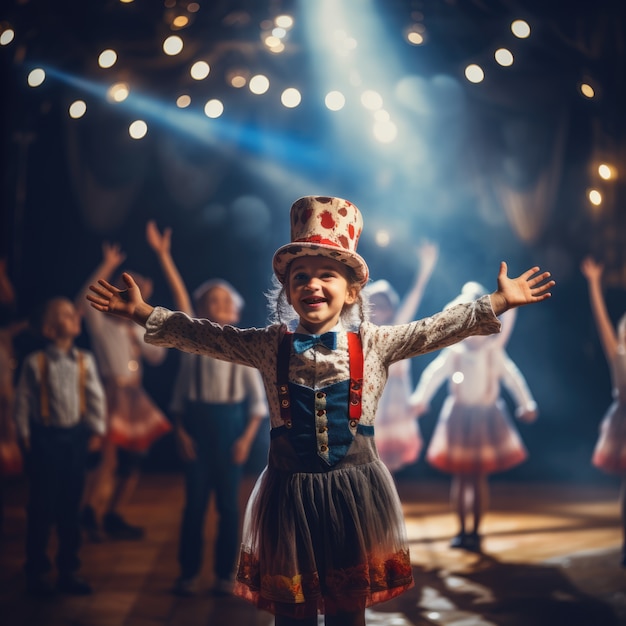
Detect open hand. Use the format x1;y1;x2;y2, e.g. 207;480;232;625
102;242;126;269
146;220;172;256
87;272;154;324
580;256;603;283
490;262;554;315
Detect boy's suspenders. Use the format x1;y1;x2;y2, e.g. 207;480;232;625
277;332;364;427
38;351;87;425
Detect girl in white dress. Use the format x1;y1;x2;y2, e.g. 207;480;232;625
365;242;438;473
410;282;536;551
581;256;626;567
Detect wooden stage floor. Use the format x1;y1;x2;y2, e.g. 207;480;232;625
1;472;625;626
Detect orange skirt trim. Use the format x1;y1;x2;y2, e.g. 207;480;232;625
235;548;413;617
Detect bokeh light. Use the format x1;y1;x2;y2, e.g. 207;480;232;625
204;99;224;118
27;68;46;87
98;49;117;69
129;120;147;139
511;19;531;38
163;35;183;55
464;64;484;83
281;88;301;108
68;100;87;119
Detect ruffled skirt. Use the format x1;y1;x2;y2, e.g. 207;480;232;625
374;368;422;472
592;401;626;474
104;383;172;453
234;435;413;617
426;397;527;475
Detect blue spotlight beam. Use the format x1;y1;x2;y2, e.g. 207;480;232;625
41;64;356;180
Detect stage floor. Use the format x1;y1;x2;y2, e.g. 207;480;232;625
1;473;625;625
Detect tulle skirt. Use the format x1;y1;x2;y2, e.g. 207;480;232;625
375;419;421;473
104;382;172;453
592;401;626;474
426;397;527;475
234;434;413;617
374;370;422;472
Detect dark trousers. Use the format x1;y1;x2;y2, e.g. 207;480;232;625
178;402;245;581
25;422;88;578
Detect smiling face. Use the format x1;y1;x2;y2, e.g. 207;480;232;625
286;255;359;334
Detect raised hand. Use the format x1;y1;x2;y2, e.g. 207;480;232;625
146;220;172;257
490;262;554;315
87;272;154;325
580;256;603;283
102;242;126;269
417;240;439;278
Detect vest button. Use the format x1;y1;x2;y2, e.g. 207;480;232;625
349;420;357;428
320;445;328;452
316;391;326;399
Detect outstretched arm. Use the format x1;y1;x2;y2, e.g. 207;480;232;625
395;241;439;325
146;220;193;315
581;256;618;362
489;262;554;316
87;273;154;327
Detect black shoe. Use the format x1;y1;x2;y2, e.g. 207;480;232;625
103;512;145;540
449;533;466;549
464;531;482;553
81;506;105;542
80;505;97;529
26;575;55;596
172;576;198;597
58;574;93;595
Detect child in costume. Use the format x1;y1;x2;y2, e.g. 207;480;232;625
86;196;554;626
14;297;106;594
146;221;268;596
410;281;536;552
581;256;626;567
77;244;171;541
365;241;438;473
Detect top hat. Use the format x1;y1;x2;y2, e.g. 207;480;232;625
272;196;369;285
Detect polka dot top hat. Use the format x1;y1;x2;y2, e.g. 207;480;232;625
272;196;370;285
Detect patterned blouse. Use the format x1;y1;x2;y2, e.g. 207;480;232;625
144;295;501;431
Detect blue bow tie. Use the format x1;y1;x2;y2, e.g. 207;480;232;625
292;332;338;354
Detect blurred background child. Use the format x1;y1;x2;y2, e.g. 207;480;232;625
365;241;438;473
581;256;626;567
410;281;536;552
147;221;268;596
77;243;171;541
14;297;106;594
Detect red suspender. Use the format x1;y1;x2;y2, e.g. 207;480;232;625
277;332;363;426
277;333;293;427
347;332;363;421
